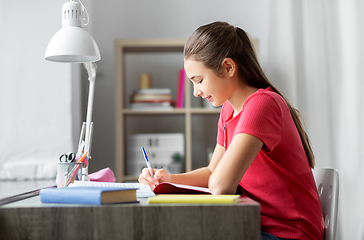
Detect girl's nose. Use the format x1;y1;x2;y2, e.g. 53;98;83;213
194;89;202;98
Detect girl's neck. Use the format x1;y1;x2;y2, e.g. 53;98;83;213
229;84;259;117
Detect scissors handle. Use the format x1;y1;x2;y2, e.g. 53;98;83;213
59;152;76;163
68;152;76;162
59;154;68;163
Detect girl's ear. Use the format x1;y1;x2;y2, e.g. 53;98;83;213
222;58;236;77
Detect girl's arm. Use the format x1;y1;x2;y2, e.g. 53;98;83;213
208;133;263;195
166;142;225;187
138;142;225;188
139;133;262;193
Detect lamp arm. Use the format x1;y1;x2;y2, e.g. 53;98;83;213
83;62;97;155
84;62;97;82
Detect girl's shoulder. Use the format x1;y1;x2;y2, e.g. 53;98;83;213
220;87;286;121
245;87;286;109
249;87;281;101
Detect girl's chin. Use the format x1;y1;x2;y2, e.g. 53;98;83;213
210;98;222;106
211;102;222;108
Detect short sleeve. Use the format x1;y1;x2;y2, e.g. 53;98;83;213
237;93;283;152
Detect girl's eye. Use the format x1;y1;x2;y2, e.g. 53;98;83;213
197;79;203;84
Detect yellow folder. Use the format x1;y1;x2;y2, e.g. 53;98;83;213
147;194;241;204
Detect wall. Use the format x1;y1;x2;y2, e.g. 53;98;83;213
88;0;270;173
0;0;74;179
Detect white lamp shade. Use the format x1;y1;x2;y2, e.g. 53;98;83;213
45;26;100;63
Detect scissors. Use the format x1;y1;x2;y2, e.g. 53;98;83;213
59;152;76;163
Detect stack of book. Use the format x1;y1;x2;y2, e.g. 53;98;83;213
129;88;174;110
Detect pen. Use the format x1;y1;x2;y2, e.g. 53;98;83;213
65;151;89;187
141;147;154;178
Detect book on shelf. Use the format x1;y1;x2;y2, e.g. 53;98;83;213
129;101;174;111
175;68;185;109
130;99;174;104
40;187;138;204
131;93;172;102
135;88;171;95
129;88;174;110
147;194;241;204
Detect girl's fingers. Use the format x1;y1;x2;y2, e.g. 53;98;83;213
138;168;159;186
154;169;170;183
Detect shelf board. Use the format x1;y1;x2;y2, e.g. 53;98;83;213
122;109;186;114
121;108;221;115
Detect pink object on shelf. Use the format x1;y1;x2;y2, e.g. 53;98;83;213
176;68;185;108
89;167;116;182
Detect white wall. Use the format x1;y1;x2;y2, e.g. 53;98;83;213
0;0;74;179
88;0;270;173
1;0;271;178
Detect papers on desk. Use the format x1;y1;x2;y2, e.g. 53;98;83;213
69;181;155;198
69;181;211;197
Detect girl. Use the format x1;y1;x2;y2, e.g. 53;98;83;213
139;21;324;240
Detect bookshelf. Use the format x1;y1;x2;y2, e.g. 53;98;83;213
114;39;221;182
114;38;257;182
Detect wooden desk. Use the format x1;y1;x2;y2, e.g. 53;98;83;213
0;181;260;240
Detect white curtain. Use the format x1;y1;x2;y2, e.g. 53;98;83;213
266;0;364;239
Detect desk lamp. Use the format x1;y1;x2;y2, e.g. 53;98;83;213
45;0;101;180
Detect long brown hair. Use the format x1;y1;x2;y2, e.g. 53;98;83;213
184;21;315;168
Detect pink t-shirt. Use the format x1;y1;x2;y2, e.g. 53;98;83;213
217;87;324;240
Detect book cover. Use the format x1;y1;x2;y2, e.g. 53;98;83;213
148;194;241;204
131;93;172;102
129;102;174;111
130;100;174;104
153;182;211;194
40;187;137;204
176;68;185;108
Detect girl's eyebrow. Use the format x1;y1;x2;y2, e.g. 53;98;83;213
190;75;202;81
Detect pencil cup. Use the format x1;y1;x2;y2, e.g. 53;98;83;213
56;162;83;188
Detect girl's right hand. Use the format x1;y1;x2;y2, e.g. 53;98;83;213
138;168;170;189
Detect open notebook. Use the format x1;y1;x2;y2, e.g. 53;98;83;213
70;181;211;197
70;181;155;198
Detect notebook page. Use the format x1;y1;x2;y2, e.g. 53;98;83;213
70;181;155;198
171;183;211;193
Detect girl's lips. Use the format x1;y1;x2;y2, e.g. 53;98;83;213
207;96;212;102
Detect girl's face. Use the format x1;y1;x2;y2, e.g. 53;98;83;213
184;59;235;107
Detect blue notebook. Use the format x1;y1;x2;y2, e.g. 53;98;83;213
40;187;137;205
